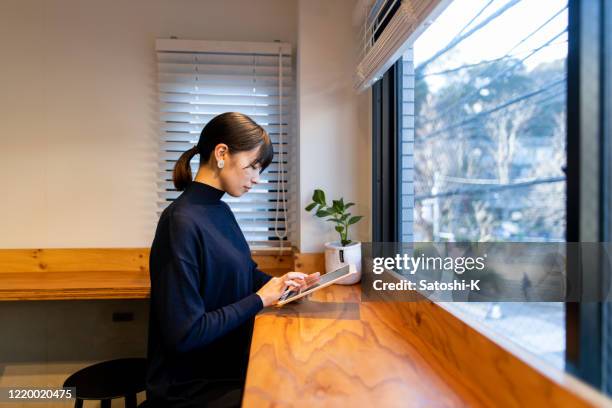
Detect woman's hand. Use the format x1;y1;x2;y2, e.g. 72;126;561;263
256;272;321;307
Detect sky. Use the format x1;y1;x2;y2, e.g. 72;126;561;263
412;0;568;91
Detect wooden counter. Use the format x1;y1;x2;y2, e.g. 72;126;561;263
243;284;486;407
244;282;610;408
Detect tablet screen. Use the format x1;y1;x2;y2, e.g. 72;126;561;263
278;265;351;304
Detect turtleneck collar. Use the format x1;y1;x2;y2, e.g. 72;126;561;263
185;181;225;203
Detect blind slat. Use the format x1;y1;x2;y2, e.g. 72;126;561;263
161;132;289;142
160;103;290;115
156;53;290;66
161;123;289;133
158;83;292;95
158;73;294;85
160;112;290;124
159;62;292;75
159;93;292;105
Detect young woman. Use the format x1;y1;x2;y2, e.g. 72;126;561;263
146;112;319;408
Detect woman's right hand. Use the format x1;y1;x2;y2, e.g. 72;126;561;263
256;272;319;307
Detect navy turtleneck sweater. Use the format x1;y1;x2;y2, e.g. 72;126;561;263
146;181;272;405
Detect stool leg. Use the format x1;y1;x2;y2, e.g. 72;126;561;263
101;399;111;408
124;393;137;408
74;398;83;408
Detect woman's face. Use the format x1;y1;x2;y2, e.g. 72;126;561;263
218;146;263;197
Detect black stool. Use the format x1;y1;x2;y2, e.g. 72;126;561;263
63;358;147;408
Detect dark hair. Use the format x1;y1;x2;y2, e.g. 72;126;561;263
173;112;274;191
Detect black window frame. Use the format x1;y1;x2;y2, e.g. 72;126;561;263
372;61;402;243
565;0;609;390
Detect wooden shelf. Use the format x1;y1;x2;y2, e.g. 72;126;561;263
0;247;295;301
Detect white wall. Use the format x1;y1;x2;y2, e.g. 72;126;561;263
297;0;372;252
0;0;371;253
0;0;298;248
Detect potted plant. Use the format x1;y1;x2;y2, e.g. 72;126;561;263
305;189;363;284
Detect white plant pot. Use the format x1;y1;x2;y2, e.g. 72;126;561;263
324;241;362;285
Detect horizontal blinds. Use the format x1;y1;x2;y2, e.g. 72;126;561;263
354;0;444;92
156;39;295;251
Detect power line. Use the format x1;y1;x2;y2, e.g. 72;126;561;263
417;39;567;79
419;28;568;126
455;0;496;38
416;5;567;122
416;77;566;142
418;4;567;78
414;176;565;200
417;0;522;72
414;101;567;167
415;87;566;147
503;5;568;57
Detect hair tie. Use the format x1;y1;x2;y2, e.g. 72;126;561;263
193;145;200;154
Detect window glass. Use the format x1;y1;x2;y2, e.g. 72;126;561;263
400;0;568;369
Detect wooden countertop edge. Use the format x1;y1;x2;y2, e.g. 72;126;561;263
433;301;612;408
0;288;151;301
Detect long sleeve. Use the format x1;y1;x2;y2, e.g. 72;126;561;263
251;259;273;291
152;214;263;355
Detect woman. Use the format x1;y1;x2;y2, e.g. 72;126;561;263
146;112;319;407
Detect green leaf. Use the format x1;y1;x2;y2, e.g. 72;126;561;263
341;239;352;246
313;189;326;205
332;200;342;213
335;225;344;233
305;202;317;212
316;209;332;217
348;215;363;225
326;217;340;223
340;213;350;222
345;202;355;209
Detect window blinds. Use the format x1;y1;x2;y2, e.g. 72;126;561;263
156;39;295;251
354;0;445;92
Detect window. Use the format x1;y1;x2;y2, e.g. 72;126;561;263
156;40;295;251
400;0;568;368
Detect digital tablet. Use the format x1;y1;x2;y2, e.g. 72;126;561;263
276;265;353;306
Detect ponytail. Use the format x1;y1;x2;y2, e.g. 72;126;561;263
172;146;199;191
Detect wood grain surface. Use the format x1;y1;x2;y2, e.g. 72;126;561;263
243;282;608;408
243;285;487;408
0;248;149;273
0;248;295;300
374;299;606;408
